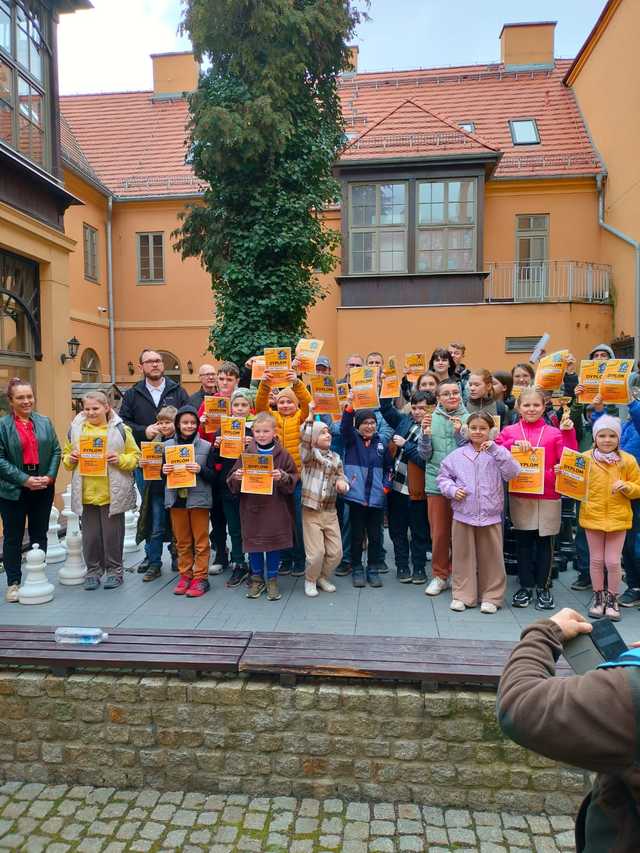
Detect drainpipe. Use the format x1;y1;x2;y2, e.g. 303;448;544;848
596;173;640;363
106;195;116;383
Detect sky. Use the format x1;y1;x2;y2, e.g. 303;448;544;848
57;0;607;95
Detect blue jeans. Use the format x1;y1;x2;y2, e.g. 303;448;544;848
338;497;351;563
249;551;281;579
147;490;168;566
623;499;640;589
282;480;305;570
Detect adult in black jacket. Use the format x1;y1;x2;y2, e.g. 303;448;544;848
189;363;218;410
120;350;190;445
120;349;190;571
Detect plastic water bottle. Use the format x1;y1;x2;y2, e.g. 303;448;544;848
54;627;109;645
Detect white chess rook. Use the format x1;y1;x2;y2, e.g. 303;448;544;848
18;543;54;605
123;509;139;554
46;506;66;564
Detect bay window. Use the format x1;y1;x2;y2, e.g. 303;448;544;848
416;179;476;272
349;182;407;273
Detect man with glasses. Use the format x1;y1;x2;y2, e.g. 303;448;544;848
120;349;190;573
339;354;364;385
190;363;218;410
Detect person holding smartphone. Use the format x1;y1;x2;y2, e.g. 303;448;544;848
498;608;640;851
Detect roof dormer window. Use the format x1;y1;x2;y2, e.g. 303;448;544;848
459;122;475;134
509;118;540;145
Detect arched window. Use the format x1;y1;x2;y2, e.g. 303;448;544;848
80;348;101;383
158;350;181;384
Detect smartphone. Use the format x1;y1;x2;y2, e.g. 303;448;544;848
563;619;628;675
590;619;628;661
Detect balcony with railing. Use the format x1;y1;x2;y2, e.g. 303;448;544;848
485;261;612;304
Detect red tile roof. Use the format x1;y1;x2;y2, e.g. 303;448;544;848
339;59;602;177
341;98;501;162
60;58;602;199
60;91;202;198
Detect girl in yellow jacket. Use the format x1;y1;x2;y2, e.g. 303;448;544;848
255;365;311;575
579;415;640;621
63;391;140;591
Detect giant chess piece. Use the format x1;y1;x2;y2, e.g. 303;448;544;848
123;509;139;554
18;544;54;605
58;488;86;585
46;505;66;564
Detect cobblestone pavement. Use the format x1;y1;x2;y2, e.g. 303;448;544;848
0;781;577;852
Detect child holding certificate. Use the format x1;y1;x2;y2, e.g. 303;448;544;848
136;406;176;582
255;366;311;576
437;413;521;613
63;391;139;591
227;412;299;601
163;406;216;598
496;388;577;611
299;405;350;598
578;416;640;621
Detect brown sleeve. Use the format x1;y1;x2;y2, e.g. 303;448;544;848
226;458;241;494
497;620;637;774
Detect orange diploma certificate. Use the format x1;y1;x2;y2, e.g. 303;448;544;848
141;441;163;481
251;356;266;382
264;347;292;388
165;444;196;489
600;359;634;405
337;383;349;404
404;352;427;382
349;366;379;410
535;350;569;392
78;435;107;477
310;375;340;415
220;416;245;460
203;396;230;434
578;359;606;404
380;356;401;399
241;452;273;495
295;338;324;374
509;447;545;495
555;448;589;501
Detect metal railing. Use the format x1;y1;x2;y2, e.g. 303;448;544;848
485;261;612;303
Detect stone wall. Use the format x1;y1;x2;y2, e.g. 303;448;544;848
0;670;590;814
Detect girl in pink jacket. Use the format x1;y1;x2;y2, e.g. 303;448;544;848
496;387;577;611
437;412;521;613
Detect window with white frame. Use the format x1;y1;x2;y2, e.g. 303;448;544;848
349;182;407;274
416;179;476;272
137;232;165;283
509;119;540;145
83;224;98;282
0;1;49;168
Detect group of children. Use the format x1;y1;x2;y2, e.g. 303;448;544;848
59;341;640;622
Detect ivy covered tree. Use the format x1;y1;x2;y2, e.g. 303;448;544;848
175;0;366;365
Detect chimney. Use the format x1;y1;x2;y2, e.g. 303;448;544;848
151;51;199;98
499;22;556;70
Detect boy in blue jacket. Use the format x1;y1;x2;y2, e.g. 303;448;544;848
340;403;392;589
380;391;430;584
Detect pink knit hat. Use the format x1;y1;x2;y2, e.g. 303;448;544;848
592;414;622;440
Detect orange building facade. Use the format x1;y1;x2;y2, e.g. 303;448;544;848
50;2;638;403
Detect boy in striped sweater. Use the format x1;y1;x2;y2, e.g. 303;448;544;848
300;404;350;598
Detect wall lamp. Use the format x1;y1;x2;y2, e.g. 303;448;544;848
127;361;135;375
60;336;80;365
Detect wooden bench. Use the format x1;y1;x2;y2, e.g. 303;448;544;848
0;626;251;680
238;631;572;688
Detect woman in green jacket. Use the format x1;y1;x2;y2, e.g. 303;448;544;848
0;378;61;602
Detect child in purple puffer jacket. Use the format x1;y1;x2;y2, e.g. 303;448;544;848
437;412;520;613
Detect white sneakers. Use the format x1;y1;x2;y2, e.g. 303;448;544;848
5;584;18;603
305;578;337;597
209;562;224;576
425;577;450;596
304;581;319;597
481;601;498;614
449;599;465;612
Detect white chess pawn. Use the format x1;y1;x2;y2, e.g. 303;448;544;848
46;506;66;564
57;526;86;586
123;509;139;554
19;543;54;605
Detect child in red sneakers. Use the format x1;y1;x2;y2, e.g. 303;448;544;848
163;406;216;598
